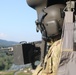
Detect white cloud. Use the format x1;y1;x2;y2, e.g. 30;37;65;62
0;33;7;38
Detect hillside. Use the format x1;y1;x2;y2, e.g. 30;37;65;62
0;39;18;47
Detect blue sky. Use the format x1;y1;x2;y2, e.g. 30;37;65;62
0;0;41;42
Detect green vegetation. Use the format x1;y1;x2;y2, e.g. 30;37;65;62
0;71;15;75
0;39;33;75
0;51;32;75
0;70;32;75
0;52;13;71
17;71;32;75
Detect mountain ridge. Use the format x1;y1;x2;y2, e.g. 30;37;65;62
0;39;18;47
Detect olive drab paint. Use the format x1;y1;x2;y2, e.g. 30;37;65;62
26;0;76;75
